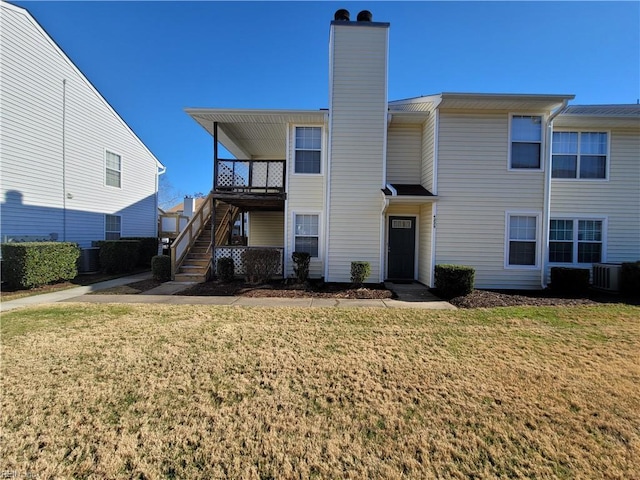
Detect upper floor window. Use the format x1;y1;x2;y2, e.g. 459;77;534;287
106;151;122;187
552;132;607;179
105;214;121;240
510;115;542;169
294;127;321;174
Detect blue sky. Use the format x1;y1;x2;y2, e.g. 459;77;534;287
13;1;640;206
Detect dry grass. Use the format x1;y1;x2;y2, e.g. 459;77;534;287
1;303;639;479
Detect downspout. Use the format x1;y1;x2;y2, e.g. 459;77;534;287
541;100;569;288
62;79;67;241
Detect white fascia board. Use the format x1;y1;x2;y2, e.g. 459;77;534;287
387;196;438;204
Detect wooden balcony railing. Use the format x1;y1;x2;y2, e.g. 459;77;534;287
215;159;285;193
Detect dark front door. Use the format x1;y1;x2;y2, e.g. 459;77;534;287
388;216;416;280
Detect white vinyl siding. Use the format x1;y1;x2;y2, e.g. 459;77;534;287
421;106;438;193
0;4;160;248
327;22;388;282
435;111;545;289
248;212;284;247
550;129;639;265
418;204;434;286
386;125;422;184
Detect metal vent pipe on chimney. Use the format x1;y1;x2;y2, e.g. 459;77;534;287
357;10;372;22
334;9;350;21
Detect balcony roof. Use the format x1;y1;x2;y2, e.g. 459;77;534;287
185;108;327;159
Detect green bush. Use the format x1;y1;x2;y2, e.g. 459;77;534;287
98;240;140;274
621;261;640;296
151;255;171;281
550;267;590;295
292;251;311;283
241;248;280;284
1;242;80;289
434;264;475;299
350;261;371;285
122;237;159;267
217;257;235;283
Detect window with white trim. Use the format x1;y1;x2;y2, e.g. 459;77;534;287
507;215;537;266
552;131;607;179
294;214;319;257
294;127;321;174
550;219;603;263
106;151;122;187
510;115;542;169
105;214;121;240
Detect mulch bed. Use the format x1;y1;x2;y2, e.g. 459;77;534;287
177;280;395;300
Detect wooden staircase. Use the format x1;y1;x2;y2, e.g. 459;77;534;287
173;201;240;283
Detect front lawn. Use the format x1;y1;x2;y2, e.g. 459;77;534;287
2;304;638;478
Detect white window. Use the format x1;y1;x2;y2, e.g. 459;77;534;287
507;214;538;266
105;214;121;240
550;219;603;264
510;115;542;169
106;151;122;187
294;127;321;174
552;132;608;179
294;214;319;257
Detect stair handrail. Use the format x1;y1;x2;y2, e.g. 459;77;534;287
170;192;213;279
214;205;240;246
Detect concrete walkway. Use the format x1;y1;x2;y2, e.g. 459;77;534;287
2;276;455;311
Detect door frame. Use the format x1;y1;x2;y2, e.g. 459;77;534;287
385;213;419;281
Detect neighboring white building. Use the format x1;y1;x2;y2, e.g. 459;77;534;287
181;9;639;289
0;1;165;248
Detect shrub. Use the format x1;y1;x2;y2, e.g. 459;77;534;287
292;251;311;283
122;237;159;267
620;261;640;296
550;267;590;295
241;248;280;284
151;255;171;281
1;242;80;289
434;264;475;299
98;240;140;274
350;261;371;285
217;257;235;283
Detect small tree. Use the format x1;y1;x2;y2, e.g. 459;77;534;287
350;261;371;286
151;255;171;282
242;248;280;284
292;251;311;283
217;257;235;283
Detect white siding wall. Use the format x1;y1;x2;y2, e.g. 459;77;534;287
0;4;160;248
418;204;433;286
421;107;437;193
386;125;422;184
327;22;388;282
285;124;326;278
550;129;640;265
435;111;546;289
248;212;284;247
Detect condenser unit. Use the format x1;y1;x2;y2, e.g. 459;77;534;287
592;263;621;292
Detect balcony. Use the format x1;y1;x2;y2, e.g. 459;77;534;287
213;159;286;211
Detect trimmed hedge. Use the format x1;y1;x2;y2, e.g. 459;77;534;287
217;257;235;283
151;255;171;281
550;267;590;295
350;261;371;285
621;261;640;296
99;240;140;274
434;264;475;299
1;242;80;289
122;237;159;267
242;248;280;284
292;251;311;283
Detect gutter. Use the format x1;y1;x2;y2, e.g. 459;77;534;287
541;99;569;289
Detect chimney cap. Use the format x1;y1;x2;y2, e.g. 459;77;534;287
334;9;350;21
357;10;372;22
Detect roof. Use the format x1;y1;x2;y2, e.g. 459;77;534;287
1;1;165;173
556;104;640;129
185;108;327;159
383;184;434;196
390;92;575;112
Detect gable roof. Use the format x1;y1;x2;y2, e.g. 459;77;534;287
1;1;165;172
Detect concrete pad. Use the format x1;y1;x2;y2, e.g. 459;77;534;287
334;299;387;308
143;282;196;295
310;298;339;308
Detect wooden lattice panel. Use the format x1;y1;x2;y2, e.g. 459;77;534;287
214;247;284;275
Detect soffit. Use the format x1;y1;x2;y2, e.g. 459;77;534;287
186;109;327;159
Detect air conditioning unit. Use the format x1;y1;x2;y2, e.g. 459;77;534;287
592;263;621;292
78;247;101;274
